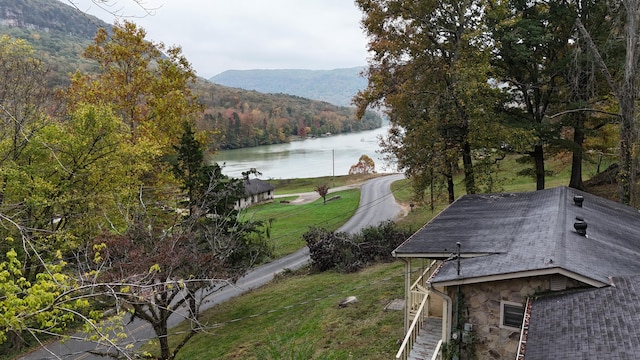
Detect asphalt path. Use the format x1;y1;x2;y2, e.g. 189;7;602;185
20;173;405;360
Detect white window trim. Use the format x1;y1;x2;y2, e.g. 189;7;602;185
500;300;524;330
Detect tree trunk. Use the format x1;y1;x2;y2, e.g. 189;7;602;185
447;173;455;204
569;114;585;190
8;330;23;352
461;137;476;194
618;1;639;205
618;101;634;205
533;145;545;190
154;302;172;360
575;4;640;204
158;320;170;360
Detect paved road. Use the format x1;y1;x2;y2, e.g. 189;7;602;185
339;173;405;233
20;173;405;360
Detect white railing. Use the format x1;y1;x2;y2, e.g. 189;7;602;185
431;339;443;360
395;260;440;360
411;260;439;290
395;287;429;360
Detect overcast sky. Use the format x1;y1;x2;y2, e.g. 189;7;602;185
64;0;370;79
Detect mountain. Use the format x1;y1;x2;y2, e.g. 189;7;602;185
0;0;110;39
0;0;382;150
0;0;111;87
210;67;368;107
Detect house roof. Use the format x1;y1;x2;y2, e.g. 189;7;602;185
393;186;640;287
243;178;275;196
524;274;640;359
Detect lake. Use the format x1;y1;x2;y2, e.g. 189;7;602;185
211;126;397;179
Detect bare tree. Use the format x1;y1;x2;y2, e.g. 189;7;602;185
315;184;329;205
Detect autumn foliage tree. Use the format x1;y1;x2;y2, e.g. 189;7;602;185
65;20;203;154
90;124;271;360
0;36;138;351
349;154;376;175
355;0;509;202
574;0;640;204
0;20;272;357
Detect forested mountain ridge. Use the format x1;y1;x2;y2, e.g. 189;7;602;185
0;0;109;38
210;67;367;107
0;0;382;149
194;79;381;149
0;0;109;87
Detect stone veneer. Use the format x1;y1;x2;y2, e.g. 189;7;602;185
445;275;582;359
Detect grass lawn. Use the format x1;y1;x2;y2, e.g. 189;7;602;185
243;189;361;256
145;261;406;360
268;173;382;194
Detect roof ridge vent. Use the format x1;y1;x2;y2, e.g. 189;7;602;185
573;195;584;207
574;219;587;236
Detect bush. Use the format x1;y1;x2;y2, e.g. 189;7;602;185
302;221;411;273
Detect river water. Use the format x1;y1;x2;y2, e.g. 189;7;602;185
211;126;397;179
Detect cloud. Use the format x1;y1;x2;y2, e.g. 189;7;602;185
65;0;369;78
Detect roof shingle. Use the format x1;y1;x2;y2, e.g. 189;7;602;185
394;187;640;286
525;275;640;359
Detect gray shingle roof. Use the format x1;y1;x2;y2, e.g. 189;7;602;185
393;186;640;286
525;275;640;360
243;178;275;196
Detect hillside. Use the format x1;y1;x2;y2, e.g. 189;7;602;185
193;79;381;150
0;0;382;149
210;67;367;107
0;0;110;87
0;0;109;38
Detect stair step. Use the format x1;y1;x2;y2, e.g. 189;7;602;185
408;317;443;360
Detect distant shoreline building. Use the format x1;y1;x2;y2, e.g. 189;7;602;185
235;178;275;209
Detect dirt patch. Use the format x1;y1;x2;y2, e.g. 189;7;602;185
288;192;320;205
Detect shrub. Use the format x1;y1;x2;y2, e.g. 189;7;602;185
303;221;411;273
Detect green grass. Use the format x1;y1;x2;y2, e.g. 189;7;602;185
145;262;406;360
268;173;382;194
244;189;361;256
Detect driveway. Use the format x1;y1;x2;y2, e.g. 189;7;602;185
20;173;406;360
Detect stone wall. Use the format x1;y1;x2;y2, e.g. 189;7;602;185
445;275;581;359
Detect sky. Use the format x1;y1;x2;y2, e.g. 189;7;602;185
63;0;370;79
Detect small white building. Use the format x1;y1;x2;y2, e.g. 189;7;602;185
235;179;275;210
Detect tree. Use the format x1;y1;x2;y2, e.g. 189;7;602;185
0;103;142;351
0;35;53;202
303;221;411;273
65;20;203;154
316;184;329;205
0;244;93;353
575;0;640;204
355;0;505;200
172;122;211;215
561;0;618;190
349;154;376;175
90;125;271;360
487;0;575;191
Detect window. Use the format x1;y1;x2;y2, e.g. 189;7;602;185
501;301;524;329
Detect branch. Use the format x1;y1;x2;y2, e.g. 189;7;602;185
171;328;197;359
546;108;621;119
574;17;620;99
65;0;159;19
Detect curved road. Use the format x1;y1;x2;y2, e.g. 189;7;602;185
20;173;405;360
